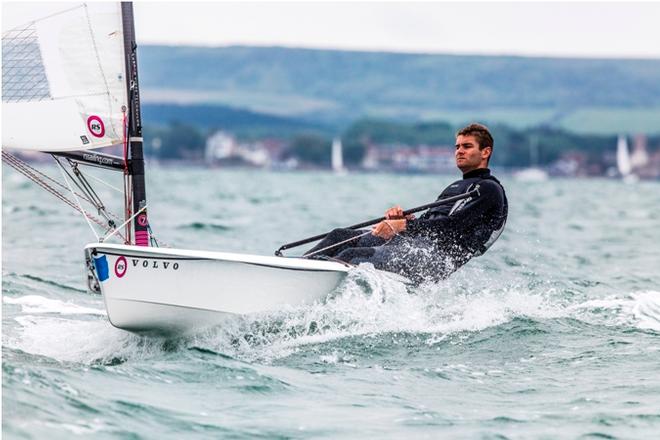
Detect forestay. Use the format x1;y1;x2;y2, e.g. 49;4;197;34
2;3;128;152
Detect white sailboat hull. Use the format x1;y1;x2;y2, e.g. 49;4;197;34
84;243;350;335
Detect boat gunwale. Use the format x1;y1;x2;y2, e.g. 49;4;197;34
85;243;352;273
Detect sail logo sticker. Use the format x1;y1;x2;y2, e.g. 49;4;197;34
114;256;127;278
87;115;105;138
137;214;148;227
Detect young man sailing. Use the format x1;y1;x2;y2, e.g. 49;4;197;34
305;123;508;283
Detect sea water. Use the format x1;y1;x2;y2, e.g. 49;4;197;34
3;165;660;439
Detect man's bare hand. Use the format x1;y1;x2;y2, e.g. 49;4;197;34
385;205;415;221
372;219;407;239
385;205;404;219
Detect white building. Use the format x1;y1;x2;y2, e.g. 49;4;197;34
205;131;237;163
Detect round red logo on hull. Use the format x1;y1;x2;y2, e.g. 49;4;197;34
114;256;127;278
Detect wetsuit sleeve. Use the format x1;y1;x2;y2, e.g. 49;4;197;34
406;180;502;235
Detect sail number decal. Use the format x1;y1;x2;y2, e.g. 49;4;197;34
87;115;106;138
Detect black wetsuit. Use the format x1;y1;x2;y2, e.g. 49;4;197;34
305;168;508;283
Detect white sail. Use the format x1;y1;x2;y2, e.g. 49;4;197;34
2;3;128;152
616;134;632;177
331;137;346;173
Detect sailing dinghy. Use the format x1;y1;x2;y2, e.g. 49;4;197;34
3;2;476;335
2;2;351;335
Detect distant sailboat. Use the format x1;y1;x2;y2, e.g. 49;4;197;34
331;137;347;174
616;134;638;183
514;135;548;182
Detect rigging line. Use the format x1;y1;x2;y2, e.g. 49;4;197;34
1;153;123;238
79;170;123;194
72;168;116;227
56;156;115;226
66;159;113;216
54;156;100;241
3;156;78;211
60;157;105;209
103;204;147;243
5;151;122;220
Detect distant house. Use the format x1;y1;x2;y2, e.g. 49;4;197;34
205;131;237;163
205;131;276;167
363;143;454;172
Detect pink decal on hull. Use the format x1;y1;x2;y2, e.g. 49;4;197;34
114;256;127;278
135;230;149;246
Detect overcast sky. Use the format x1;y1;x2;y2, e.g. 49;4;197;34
130;1;660;59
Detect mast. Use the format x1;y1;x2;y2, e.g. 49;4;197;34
121;2;149;246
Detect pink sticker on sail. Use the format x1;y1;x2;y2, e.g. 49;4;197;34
114;256;127;278
87;115;105;138
137;214;148;227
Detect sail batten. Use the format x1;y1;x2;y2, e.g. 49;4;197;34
2;2;128;152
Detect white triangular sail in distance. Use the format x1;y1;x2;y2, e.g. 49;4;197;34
616;134;632;177
331;137;346;173
2;3;128;152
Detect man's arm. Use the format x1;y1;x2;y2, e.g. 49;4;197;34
371;205;415;239
405;181;502;235
372;218;406;239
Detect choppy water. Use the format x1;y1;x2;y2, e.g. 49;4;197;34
3;165;660;439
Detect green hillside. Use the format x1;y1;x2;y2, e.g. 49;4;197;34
138;45;660;134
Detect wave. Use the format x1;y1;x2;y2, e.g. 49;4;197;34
178;222;232;231
5;269;660;365
3;295;105;316
569;291;660;332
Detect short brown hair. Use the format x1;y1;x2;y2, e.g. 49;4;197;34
456;123;494;151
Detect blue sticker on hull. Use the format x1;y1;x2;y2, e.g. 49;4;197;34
94;255;109;282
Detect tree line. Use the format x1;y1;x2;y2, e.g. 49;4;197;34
143;119;659;168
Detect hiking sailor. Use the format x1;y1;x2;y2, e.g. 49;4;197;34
304;123;508;283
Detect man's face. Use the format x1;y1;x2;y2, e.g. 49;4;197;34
455;134;491;173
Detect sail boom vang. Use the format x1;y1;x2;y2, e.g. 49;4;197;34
121;2;149;247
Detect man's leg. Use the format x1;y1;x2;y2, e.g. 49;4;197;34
339;239;452;284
